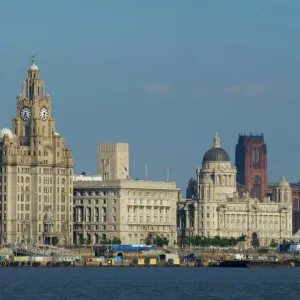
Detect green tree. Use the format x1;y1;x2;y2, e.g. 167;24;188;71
111;237;122;245
270;239;277;248
79;235;89;245
99;234;107;244
152;235;169;247
145;237;152;245
185;235;240;248
251;232;260;248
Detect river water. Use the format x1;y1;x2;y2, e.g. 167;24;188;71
0;267;299;299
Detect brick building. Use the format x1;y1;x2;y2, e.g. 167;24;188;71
235;134;268;200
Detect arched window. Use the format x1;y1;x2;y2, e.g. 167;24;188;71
252;147;260;167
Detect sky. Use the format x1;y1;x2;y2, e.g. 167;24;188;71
0;0;300;192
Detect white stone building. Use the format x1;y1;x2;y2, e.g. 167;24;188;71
73;175;178;245
177;134;292;246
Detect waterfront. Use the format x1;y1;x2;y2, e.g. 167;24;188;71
0;268;300;299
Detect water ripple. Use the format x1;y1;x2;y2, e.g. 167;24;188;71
0;267;299;299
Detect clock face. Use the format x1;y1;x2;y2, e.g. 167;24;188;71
40;107;49;121
20;106;32;121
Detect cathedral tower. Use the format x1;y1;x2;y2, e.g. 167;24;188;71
0;57;74;245
235;134;268;200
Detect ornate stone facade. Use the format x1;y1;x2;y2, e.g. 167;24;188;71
177;134;292;246
0;60;74;245
267;182;300;234
73;176;178;245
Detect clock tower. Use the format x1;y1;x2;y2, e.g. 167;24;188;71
0;57;74;245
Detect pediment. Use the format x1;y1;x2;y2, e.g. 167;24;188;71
44;144;54;152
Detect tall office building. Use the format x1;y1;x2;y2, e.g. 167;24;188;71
235;134;268;200
97;143;129;180
73;175;178;245
0;58;74;245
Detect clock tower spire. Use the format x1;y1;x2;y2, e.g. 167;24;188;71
0;59;74;245
13;57;52;143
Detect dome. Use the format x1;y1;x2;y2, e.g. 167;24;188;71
202;133;230;162
29;64;39;71
0;128;13;139
203;147;230;162
279;176;290;187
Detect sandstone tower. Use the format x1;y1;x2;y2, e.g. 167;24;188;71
97;143;129;180
0;57;74;245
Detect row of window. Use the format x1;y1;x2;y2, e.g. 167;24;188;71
74;191;173;197
1;167;71;175
74;190;118;197
40;177;68;184
74;224;116;231
128;207;169;214
74;207;116;214
127;199;170;206
128;215;169;223
39;186;71;193
74;215;116;223
74;199;117;205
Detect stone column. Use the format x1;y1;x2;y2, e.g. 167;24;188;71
194;203;199;236
185;206;190;229
279;212;282;240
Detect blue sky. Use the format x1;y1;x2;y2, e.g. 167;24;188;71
1;1;300;192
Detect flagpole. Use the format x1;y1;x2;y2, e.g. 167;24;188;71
145;164;148;180
167;168;169;182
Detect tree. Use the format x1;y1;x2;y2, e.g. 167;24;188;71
270;239;277;248
145;237;152;245
100;234;107;244
183;235;240;248
146;235;169;247
79;235;89;245
251;232;260;248
111;237;122;245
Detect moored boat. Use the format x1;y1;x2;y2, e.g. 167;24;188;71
246;261;294;268
218;260;294;268
218;260;249;268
